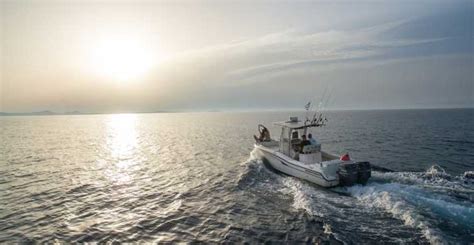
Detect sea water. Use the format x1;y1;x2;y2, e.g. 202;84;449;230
1;109;473;243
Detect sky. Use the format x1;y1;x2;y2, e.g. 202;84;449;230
1;0;473;113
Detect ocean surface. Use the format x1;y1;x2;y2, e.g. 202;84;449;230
1;109;473;244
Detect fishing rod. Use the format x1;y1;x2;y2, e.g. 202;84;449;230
304;101;311;125
322;86;333;110
317;85;329;112
313;83;331;126
304;82;332;126
303;85;319;123
310;83;328;112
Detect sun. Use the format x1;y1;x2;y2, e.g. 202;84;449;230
90;39;154;82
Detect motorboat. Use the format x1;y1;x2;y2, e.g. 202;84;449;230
253;116;371;187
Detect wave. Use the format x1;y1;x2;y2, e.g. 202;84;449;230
344;166;473;244
247;157;474;244
236;156;269;190
347;183;445;244
371;166;474;202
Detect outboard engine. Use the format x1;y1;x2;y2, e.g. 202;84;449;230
356;161;371;184
338;162;371;186
338;163;358;186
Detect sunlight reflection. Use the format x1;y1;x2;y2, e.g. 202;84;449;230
105;114;138;183
106;114;138;159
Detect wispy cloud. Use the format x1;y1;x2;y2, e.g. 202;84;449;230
159;19;452;88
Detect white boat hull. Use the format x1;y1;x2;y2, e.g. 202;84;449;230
254;143;341;187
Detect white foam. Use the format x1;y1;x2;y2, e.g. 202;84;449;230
248;148;260;162
323;223;333;235
279;178;321;217
348;183;446;244
372;165;474;203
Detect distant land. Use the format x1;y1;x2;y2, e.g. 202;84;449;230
0;110;179;116
0;110;84;116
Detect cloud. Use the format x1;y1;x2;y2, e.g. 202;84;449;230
157;18;455;88
145;8;473;110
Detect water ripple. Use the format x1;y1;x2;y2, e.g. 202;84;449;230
1;110;473;243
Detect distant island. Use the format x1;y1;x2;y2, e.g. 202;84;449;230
0;110;86;116
0;110;180;116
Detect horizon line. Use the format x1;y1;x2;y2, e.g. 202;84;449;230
1;105;473;116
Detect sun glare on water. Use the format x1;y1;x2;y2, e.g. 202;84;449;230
90;39;154;82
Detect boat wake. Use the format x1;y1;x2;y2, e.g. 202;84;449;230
346;168;473;244
240;153;474;244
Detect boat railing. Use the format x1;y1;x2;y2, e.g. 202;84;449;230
259;140;279;148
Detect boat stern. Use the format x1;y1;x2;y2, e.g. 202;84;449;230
338;161;372;186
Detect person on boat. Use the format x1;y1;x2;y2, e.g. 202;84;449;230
254;125;271;142
299;135;311;152
308;133;319;145
262;128;271;141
